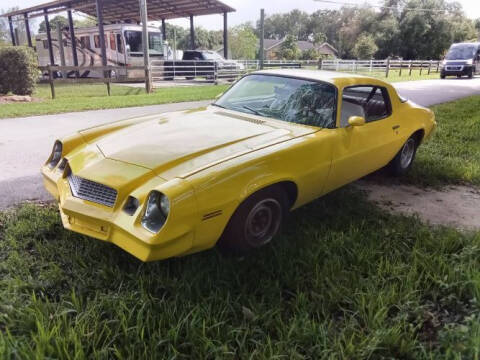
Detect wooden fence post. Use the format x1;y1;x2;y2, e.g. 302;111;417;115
48;66;56;99
436;61;440;73
399;61;403;76
427;60;432;75
420;62;423;75
385;58;390;78
369;59;373;72
409;60;413;76
318;58;323;70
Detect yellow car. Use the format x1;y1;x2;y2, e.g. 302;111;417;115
42;69;436;262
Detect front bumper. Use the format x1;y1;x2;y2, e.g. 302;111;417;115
441;65;473;76
42;166;195;262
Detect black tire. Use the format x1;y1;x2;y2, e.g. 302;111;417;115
389;134;419;176
457;75;462;78
217;186;288;256
440;74;446;79
468;69;474;79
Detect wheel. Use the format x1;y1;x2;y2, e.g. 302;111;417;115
457;75;462;78
468;69;474;79
389;135;419;176
440;74;446;79
217;186;288;255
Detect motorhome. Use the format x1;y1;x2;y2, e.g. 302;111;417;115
440;42;480;79
35;23;171;79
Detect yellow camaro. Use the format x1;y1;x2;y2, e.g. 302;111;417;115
42;69;436;261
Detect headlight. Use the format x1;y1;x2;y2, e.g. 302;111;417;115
466;59;473;65
141;191;169;233
48;140;63;168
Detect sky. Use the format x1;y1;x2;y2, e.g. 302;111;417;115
2;0;480;31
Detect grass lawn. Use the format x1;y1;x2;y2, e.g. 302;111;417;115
0;83;229;119
404;96;480;187
0;189;479;358
301;68;441;82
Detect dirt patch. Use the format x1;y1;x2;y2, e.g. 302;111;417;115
0;95;41;104
356;180;480;230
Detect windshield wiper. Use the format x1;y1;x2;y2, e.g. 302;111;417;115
241;105;264;116
211;103;226;109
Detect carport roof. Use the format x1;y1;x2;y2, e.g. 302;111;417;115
3;0;235;21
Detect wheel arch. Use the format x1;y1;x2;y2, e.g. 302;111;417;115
411;128;425;145
241;179;299;211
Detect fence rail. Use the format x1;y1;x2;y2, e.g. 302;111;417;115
39;59;440;99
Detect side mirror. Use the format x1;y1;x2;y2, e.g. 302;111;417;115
348;116;366;127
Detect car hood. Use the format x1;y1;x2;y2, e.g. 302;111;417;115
90;106;318;180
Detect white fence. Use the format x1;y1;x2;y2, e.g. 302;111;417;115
149;58;440;85
319;59;441;76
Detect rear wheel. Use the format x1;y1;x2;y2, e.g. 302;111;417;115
468;68;474;79
389;135;419;176
218;186;288;255
440;74;446;79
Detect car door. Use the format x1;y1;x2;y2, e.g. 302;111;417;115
323;85;401;192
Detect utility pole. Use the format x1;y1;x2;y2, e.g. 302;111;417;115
259;9;265;69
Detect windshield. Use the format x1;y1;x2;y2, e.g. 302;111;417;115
445;45;476;60
124;31;163;55
215;74;337;128
203;52;224;60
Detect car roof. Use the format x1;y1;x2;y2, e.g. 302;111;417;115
253;69;392;88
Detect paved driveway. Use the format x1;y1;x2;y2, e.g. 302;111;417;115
1;77;480;210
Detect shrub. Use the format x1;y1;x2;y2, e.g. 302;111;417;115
0;46;38;95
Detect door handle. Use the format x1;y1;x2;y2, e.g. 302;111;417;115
392;125;400;130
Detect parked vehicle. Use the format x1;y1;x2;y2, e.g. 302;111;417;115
36;23;168;79
163;50;244;80
440;42;480;79
42;69;436;262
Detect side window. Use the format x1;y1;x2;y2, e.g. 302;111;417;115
340;86;391;127
110;33;116;51
117;34;124;54
80;36;91;50
183;52;194;60
94;34;100;48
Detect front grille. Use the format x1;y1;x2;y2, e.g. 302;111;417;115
446;66;462;71
68;174;118;207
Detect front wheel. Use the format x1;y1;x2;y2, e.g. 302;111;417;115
217;187;288;255
389;135;419;176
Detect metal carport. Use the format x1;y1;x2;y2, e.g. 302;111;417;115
3;0;235;92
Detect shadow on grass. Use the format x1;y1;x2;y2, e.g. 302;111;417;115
1;186;479;358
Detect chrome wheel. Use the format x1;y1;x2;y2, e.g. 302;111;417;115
400;138;416;169
244;198;282;247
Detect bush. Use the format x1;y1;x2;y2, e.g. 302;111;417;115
0;46;38;95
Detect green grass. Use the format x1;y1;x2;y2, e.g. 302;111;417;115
367;70;440;83
0;83;229;119
1;189;479;359
403;96;480;187
302;67;441;82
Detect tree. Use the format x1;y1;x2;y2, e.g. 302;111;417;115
300;48;320;60
39;15;68;32
74;17;97;28
229;23;258;59
353;33;378;59
276;35;300;60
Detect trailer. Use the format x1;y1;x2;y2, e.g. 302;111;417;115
35;23;170;79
